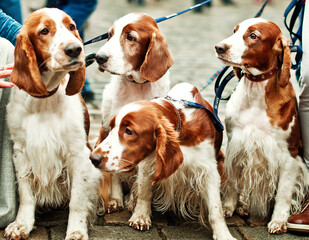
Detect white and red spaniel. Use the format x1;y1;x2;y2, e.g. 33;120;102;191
215;18;309;234
90;83;235;240
94;12;174;212
4;8;101;240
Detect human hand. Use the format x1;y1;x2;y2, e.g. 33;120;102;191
0;63;14;88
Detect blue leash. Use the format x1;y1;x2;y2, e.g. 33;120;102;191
284;0;305;76
163;96;224;132
181;99;224;132
210;0;269;126
83;0;212;46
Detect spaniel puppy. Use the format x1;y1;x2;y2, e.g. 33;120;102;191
4;8;101;240
90;83;236;240
94;12;174;212
215;18;309;234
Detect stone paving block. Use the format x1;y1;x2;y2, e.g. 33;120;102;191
246;216;269;227
50;224;162;240
226;215;246;227
50;224;67;240
104;209;132;226
104;209;169;229
161;225;241;240
0;227;49;240
238;226;308;240
89;226;161;240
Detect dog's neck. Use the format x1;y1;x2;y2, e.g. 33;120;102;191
125;71;149;84
33;71;68;98
42;71;68;91
244;63;281;82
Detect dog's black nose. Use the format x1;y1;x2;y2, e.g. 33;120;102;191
215;43;228;54
64;43;82;58
95;53;109;65
90;153;103;168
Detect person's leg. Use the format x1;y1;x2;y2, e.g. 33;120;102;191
299;2;309;169
0;37;17;228
287;2;309;233
0;0;22;24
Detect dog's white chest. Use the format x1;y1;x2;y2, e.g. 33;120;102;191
226;79;273;132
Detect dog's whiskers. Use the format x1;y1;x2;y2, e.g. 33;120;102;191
38;57;51;70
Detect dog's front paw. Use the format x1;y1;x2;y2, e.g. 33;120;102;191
128;214;152;231
4;222;33;240
107;198;124;213
65;230;88;240
268;220;287;234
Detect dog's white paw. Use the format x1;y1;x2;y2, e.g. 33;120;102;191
107;197;124;213
4;222;33;240
128;214;152;231
268;220;287;234
65;230;88;240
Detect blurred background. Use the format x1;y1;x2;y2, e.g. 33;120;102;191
12;0;297;147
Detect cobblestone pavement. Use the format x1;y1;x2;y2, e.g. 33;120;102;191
2;0;307;239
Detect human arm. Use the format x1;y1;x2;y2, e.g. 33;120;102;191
0;8;21;45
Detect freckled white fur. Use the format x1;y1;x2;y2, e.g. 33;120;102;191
220;20;309;234
5;8;101;240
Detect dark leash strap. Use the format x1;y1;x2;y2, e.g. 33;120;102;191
284;0;305;73
83;0;212;46
163;96;224;132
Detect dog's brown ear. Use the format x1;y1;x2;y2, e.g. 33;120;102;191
152;117;183;185
140;31;174;82
275;36;291;88
11;31;47;97
233;67;243;80
65;66;85;96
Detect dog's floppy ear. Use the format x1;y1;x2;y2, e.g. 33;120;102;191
274;36;291;88
140;31;174;82
152;117;183;185
65;66;85;96
11;31;47;97
233;67;243;80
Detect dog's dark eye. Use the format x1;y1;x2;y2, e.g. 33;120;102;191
126;33;135;41
40;28;49;35
69;24;76;31
124;127;134;136
249;33;258;40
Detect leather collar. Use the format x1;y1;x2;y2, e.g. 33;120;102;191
126;75;149;84
34;86;59;98
245;64;281;82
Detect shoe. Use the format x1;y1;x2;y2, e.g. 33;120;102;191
287;198;309;233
